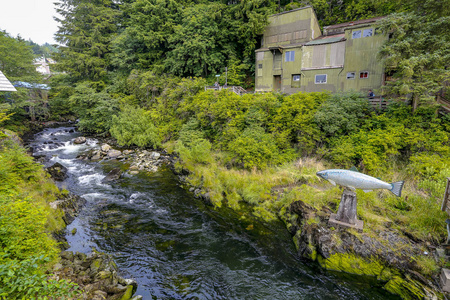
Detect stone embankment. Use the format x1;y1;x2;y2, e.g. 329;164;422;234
53;250;141;300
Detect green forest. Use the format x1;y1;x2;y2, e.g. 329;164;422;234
0;0;449;298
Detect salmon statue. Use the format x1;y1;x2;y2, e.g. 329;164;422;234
316;167;404;197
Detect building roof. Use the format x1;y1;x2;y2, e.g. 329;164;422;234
269;5;313;17
0;71;17;92
324;16;384;30
305;34;345;46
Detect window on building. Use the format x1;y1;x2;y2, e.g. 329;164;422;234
359;71;369;79
346;72;356;79
285;51;295;62
363;28;373;37
257;64;263;77
352;30;361;39
291;74;301;88
315;74;327;84
256;52;264;61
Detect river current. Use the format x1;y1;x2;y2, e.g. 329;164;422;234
27;126;398;299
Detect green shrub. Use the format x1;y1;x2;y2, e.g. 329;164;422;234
0;194;59;261
0;254;80;299
314;92;372;137
110;105;161;148
227;125;281;170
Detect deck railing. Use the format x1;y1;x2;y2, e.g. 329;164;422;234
368;96;389;110
205;85;247;96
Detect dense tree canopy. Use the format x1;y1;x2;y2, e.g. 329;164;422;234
0;31;38;81
378;0;450;110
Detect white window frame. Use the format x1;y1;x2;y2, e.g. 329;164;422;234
292;75;300;81
352;30;362;39
285;51;295;62
363;28;373;37
346;72;356;79
315;74;327;84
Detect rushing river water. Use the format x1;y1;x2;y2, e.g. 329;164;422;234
27;126;399;300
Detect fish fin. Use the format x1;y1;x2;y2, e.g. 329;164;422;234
390;181;404;197
349;166;359;172
328;179;336;186
363;190;373;193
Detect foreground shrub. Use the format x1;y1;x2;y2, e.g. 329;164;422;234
0;254;80;299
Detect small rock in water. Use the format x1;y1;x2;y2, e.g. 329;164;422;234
71;228;77;235
102;168;123;182
101;143;111;152
150;152;161;159
46;162;68;181
73;136;87;144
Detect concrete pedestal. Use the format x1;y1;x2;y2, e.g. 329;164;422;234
441;268;450;292
328;189;364;231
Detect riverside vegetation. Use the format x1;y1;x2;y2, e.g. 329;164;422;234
55;76;450;298
0;0;448;299
0;112;81;299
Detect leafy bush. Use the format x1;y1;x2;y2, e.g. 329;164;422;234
227;125;284;170
314;92;372;137
0;194;59;261
110;105;161;148
0;254;80;299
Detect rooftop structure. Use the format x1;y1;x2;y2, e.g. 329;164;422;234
0;71;17;92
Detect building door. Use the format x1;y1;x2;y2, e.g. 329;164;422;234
273;75;281;91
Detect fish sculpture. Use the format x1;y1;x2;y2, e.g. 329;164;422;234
316;168;404;197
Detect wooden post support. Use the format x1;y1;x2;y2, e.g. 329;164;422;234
441;178;450;213
329;189;364;231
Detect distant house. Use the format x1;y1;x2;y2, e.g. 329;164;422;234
255;6;387;94
34;57;55;75
0;71;17;92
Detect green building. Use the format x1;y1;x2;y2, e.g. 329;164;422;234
255;6;387;95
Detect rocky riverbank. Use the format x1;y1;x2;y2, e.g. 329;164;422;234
38;130;445;299
75;139;171;174
53;250;141;300
283;199;442;299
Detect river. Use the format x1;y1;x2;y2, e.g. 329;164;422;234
28;126;399;299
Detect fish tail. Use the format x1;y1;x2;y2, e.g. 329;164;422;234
390;181;404;197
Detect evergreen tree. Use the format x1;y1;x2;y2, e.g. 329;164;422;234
53;0;120;81
0;31;38;81
378;0;450;110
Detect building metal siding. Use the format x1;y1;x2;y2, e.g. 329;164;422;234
255;7;386;95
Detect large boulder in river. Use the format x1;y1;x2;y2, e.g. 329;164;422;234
107;149;122;158
73;136;87;144
102;168;123;183
46;162;68;181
